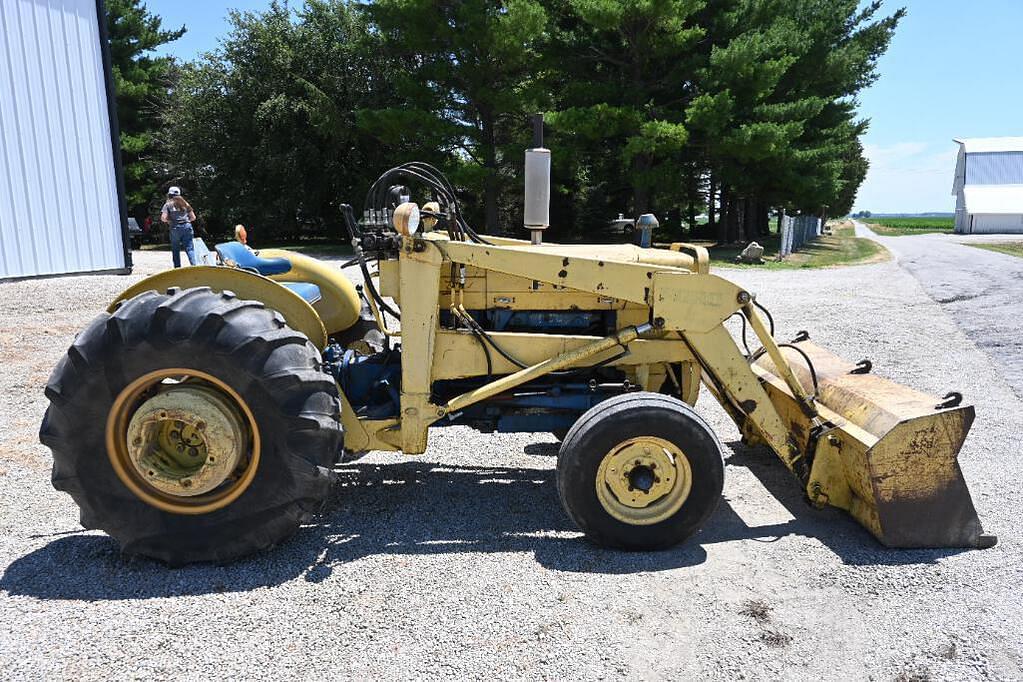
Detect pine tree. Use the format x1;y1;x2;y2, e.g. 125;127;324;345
546;0;704;224
685;0;903;240
361;0;549;233
105;0;184;213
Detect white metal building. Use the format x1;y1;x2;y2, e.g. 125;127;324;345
952;137;1023;234
0;0;130;280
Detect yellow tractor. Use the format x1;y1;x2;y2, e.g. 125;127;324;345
41;127;994;563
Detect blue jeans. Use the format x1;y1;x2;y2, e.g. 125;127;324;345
169;223;196;268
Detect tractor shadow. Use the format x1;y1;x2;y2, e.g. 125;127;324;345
722;439;972;566
1;441;968;601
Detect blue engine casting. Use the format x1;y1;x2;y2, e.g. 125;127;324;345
324;310;631;432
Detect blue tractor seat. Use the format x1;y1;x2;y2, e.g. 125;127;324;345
280;282;322;305
215;241;292;276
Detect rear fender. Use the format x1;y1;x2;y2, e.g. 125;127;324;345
108;266;328;349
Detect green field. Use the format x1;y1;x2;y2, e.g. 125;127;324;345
866;216;954;236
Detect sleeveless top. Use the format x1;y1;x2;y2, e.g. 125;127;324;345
163;201;191;226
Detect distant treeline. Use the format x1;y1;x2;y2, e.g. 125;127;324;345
111;0;903;243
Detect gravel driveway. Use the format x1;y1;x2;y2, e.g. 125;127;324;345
854;220;1023;399
1;249;1021;680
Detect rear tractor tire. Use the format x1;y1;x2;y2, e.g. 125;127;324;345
40;287;343;564
556;393;725;550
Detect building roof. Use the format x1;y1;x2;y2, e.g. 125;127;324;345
963;185;1023;214
954;137;1023;154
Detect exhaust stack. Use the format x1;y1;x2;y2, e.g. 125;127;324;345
524;113;551;245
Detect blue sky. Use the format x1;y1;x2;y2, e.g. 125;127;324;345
148;0;1023;214
854;1;1023;214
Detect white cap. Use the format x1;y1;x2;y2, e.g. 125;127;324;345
168;186;181;197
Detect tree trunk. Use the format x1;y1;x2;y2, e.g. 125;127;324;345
716;186;729;243
685;166;698;234
707;172;717;232
668;206;682;238
740;196;754;243
480;106;499;233
632;153;651;216
756;199;770;236
725;190;739;244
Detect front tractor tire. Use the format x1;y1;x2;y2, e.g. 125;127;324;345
556;393;725;550
40;287;342;564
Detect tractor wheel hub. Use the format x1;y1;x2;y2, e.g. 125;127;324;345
126;385;246;497
596;436;692;525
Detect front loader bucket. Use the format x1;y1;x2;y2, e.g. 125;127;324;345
752;342;994;549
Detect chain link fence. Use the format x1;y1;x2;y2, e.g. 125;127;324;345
779;214;822;257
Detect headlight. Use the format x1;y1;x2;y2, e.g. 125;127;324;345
392;202;420;237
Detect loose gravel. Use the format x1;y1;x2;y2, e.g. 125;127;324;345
1;249;1020;680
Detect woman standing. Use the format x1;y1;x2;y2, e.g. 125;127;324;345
160;186;197;268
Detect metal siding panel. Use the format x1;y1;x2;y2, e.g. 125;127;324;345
962;185;1023;214
964;152;1023;185
0;0;125;278
952;145;965;194
0;1;39;276
970;214;1023;234
954;191;966;233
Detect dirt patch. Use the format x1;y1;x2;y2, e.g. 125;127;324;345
738;599;772;624
895;667;932;682
740;599;793;648
759;630;793;648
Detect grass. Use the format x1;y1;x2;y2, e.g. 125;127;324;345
967;241;1023;259
695;220;887;269
866;216;954;236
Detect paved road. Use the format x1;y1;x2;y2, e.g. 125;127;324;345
854;220;1023;398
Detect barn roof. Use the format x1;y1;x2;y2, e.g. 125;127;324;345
963;185;1023;214
954;137;1023;154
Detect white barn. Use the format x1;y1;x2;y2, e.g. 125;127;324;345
952;137;1023;234
0;0;131;280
